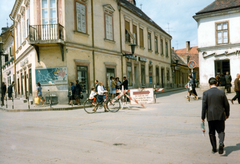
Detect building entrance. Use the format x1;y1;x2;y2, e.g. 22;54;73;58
77;66;88;94
106;68;115;91
215;60;230;76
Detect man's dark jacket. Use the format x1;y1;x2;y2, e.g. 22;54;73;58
202;87;230;121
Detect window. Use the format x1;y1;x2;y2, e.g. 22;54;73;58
105;13;113;40
155;36;158;53
125;20;130;42
127;62;132;86
149;66;153;84
42;0;57;25
22;16;25;40
156;67;159;85
139;28;144;47
167;69;170;81
75;1;86;33
216;22;229;44
29;68;32;94
26;7;29;36
165;41;168;57
141;65;145;85
77;66;88;93
160;39;163;55
148;32;151;50
133;25;137;45
18;22;21;46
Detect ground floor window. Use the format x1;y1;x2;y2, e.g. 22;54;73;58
141;65;145;86
127;62;132;86
156;67;159;85
215;60;230;76
77;66;88;94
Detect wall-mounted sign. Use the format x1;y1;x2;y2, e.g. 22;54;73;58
36;67;68;85
139;57;147;62
125;55;137;60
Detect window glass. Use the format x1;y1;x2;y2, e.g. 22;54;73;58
217;32;222;44
223;23;227;29
141;65;145;85
50;0;56;7
42;0;48;8
223;31;228;43
76;2;86;33
155;36;158;53
148;32;151;50
105;14;113;40
217;24;221;30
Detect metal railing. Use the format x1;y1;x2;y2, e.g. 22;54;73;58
29;24;64;42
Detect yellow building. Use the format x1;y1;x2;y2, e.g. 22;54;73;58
9;0;172;103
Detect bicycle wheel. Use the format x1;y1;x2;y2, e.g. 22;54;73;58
107;99;121;112
83;99;97;114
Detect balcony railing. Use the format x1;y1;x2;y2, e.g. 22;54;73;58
29;24;64;43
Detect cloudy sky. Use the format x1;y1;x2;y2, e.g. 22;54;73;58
0;0;212;49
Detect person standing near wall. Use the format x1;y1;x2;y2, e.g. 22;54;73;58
225;72;232;93
1;82;6;106
7;81;14;100
230;74;240;104
201;77;230;154
75;80;82;105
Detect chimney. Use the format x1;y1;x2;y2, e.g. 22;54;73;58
127;0;136;5
186;41;190;52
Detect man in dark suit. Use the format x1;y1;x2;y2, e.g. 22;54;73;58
201;77;230;154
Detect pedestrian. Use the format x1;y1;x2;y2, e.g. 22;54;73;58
110;76;116;98
95;81;108;112
75;80;82;105
7;81;14;100
230;74;240;104
215;73;220;86
201;77;230;154
186;74;198;101
116;77;121;89
1;82;6;105
121;76;129;102
219;73;226;87
225;72;232;93
89;87;97;105
69;82;75;105
95;80;99;93
35;82;45;106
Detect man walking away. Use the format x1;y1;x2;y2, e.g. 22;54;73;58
230;74;240;104
202;77;230;154
225;72;232;93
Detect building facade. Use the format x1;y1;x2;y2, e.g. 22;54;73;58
9;0;172;103
193;0;240;89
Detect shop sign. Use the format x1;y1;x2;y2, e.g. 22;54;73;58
125;54;137;60
130;88;155;104
139;57;147;62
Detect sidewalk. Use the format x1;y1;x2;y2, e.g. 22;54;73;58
3;87;235;112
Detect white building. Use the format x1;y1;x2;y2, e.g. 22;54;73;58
193;0;240;89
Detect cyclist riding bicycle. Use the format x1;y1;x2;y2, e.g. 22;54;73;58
94;81;108;112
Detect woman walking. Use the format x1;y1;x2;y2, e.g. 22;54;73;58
35;82;45;106
186;75;198;101
69;82;75;105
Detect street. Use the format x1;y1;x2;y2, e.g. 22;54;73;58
0;89;239;164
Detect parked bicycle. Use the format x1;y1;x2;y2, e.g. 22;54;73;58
83;93;121;114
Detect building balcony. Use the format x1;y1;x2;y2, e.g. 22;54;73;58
29;24;65;62
29;23;64;45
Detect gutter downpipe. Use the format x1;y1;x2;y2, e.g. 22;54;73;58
9;15;17;98
91;0;95;88
117;1;123;79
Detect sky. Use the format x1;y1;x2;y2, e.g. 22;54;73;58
0;0;213;49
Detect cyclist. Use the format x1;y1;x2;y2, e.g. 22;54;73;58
89;87;97;105
94;81;108;112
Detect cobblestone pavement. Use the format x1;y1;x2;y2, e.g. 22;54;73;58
0;89;239;164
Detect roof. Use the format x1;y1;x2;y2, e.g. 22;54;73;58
196;0;240;15
175;46;199;67
119;0;171;38
171;50;187;66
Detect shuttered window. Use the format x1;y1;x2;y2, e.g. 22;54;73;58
139;28;144;47
160;39;163;55
155;36;158;53
133;25;137;45
125;21;130;42
148;32;151;50
76;2;86;33
105;14;113;40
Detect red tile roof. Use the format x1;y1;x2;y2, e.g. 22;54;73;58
175;46;199;67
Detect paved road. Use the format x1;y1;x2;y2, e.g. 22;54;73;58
0;89;239;164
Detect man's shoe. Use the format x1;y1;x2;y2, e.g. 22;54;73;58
212;149;217;154
219;143;224;154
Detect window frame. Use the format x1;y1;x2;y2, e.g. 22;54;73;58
215;21;229;45
74;0;88;34
125;20;130;43
148;32;152;50
133;24;137;45
155;36;158;53
165;41;168;57
139;28;144;48
104;12;114;41
160;38;163;55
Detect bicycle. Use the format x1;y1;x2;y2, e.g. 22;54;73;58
83;93;121;114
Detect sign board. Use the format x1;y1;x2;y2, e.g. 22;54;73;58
36;67;68;85
130;88;155;105
139;57;147;62
188;60;196;69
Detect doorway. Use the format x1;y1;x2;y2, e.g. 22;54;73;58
77;66;88;94
106;68;115;91
134;65;139;87
215;60;230;76
161;68;165;88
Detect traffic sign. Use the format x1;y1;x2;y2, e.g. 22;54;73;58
188;60;196;69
